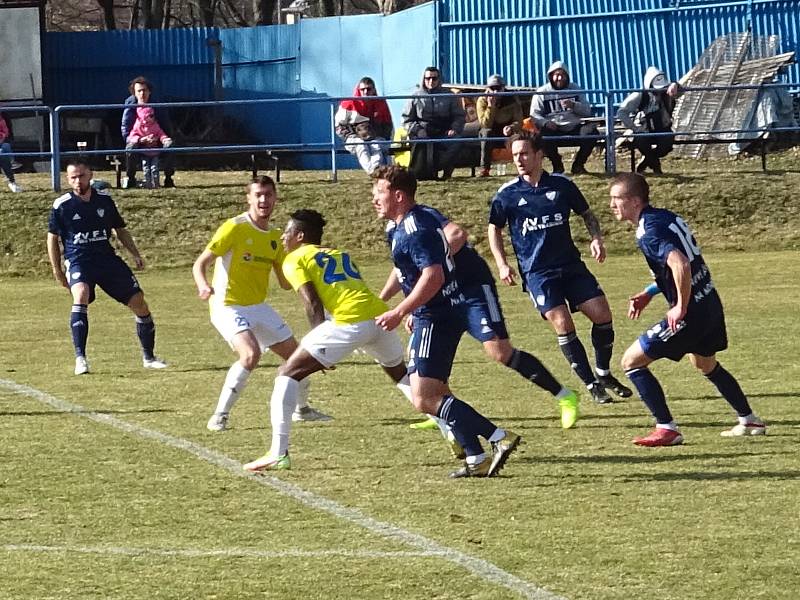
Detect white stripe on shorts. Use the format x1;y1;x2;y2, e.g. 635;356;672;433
482;284;502;323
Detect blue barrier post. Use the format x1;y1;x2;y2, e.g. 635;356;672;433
330;102;338;183
50;108;62;192
605;91;616;174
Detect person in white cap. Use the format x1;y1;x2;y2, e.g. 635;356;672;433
616;67;682;174
476;74;524;177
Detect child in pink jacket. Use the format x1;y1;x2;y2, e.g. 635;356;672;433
0;114;22;192
126;106;173;188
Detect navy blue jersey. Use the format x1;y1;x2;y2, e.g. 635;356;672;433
48;190;126;262
414;205;494;287
636;206;719;314
388;204;465;318
488;174;590;274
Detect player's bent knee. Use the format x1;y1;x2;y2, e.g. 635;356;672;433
620;343;647;372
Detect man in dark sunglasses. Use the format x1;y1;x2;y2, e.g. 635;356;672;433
401;66;465;181
476;74;524;177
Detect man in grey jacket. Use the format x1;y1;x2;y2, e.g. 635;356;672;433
530;61;598;175
616;67;681;174
402;67;465;181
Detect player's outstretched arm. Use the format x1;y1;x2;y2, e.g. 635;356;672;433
46;233;69;289
376;265;444;331
580;209;606;264
273;259;292;290
628;283;660;319
297;283;326;328
114;227;144;269
192;249;216;300
442;221;468;254
378;269;402;302
487;223;517;286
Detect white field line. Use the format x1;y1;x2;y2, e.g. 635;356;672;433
1;378;566;600
3;544;443;560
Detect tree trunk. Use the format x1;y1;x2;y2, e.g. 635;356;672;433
319;0;336;16
253;0;277;25
96;0;117;30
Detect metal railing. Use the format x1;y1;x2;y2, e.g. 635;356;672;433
1;82;796;191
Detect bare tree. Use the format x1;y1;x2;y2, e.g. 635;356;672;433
253;0;276;25
96;0;117;29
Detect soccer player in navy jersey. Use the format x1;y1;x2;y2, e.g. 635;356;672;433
46;160;167;375
609;172;765;446
380;206;581;430
487;132;631;404
371;165;520;478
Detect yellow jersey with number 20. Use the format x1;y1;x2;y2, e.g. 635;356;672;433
282;244;387;325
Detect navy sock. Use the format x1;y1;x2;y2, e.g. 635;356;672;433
705;363;753;417
437;395;495;456
626;368;673;424
591;321;614;373
505;348;562;395
557;331;595;385
70;304;88;357
135;313;156;360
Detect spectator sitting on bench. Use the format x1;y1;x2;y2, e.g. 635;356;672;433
121;76;176;188
126;107;173;189
476;74;524;177
616;67;682;175
402;66;465;181
0;113;22;193
530;61;597;175
335;77;393;174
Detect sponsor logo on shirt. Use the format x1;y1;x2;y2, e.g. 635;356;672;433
72;229;109;245
521;213;564;236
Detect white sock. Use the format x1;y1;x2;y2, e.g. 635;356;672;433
214;362;251;415
488;428;505;443
269;375;298;457
656;421;679;431
395;374;413;402
294;377;311;411
555;387;572;400
397;375;451;440
466;452;487;465
738;413;756;425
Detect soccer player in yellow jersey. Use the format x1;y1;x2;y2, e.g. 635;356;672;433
192;177;330;432
244;209;414;471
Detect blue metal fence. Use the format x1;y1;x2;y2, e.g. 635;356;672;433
29;81;798;191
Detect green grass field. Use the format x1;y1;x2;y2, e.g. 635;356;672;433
2;250;799;599
1;160;799;598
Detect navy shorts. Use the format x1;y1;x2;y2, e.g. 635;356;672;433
407;311;467;382
525;262;604;314
639;306;729;362
66;254;142;305
463;281;509;342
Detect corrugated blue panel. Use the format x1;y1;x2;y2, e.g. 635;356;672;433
443;0;798;99
44;28;217;105
382;2;437;132
220;24;298;65
751;1;800;84
440;0;772;22
44;28;218;68
46;65;213;105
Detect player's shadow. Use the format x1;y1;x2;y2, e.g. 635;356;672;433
528;449;789;466
618;469;800;483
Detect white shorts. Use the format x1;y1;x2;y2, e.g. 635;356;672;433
300;319;404;369
210;303;293;351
